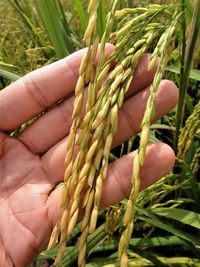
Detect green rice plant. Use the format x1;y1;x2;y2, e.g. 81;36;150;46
9;0;76;59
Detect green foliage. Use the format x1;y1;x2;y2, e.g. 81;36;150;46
174;0;200;153
36;0;74;58
166;65;200;81
74;0;88;33
152;207;200;230
0;62;20;81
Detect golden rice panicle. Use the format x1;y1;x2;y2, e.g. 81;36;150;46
77;112;110;266
48;1;180;266
118;16;178;267
85;37;150;238
65;1;108;265
48;0;100;264
75;6;123;265
77;21;154;264
79;14;170;264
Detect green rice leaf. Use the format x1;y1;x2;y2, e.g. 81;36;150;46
136;206;200;246
36;0;73;58
152;207;200;230
74;0;88;32
130;235;183;248
0;67;21;81
166;65;200;81
98;0;106;39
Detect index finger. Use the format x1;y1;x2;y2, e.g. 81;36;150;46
0;45;114;132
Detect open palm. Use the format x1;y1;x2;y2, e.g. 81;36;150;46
0;46;178;266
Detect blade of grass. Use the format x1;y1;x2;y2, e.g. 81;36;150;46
135;206;200;247
174;1;200;153
152;207;200;230
0;67;21;81
53;0;75;52
128;246;166;266
36;0;73;58
56;0;71;36
89;235;183;255
137;212;200;258
74;0;88;33
130;235;184;248
97;0;106;39
166;65;200;81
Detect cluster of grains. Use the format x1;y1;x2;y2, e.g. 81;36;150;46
178;101;200;175
118;14;179;266
48;1;179;266
48;0;100;264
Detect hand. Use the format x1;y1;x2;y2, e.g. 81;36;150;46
0;45;178;266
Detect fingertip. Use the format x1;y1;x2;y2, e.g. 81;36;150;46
100;142;176;209
150;142;175;168
152;80;178;122
140;142;175;190
105;43;115;54
160;79;179;106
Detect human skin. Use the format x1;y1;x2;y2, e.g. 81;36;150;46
0;45;178;266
